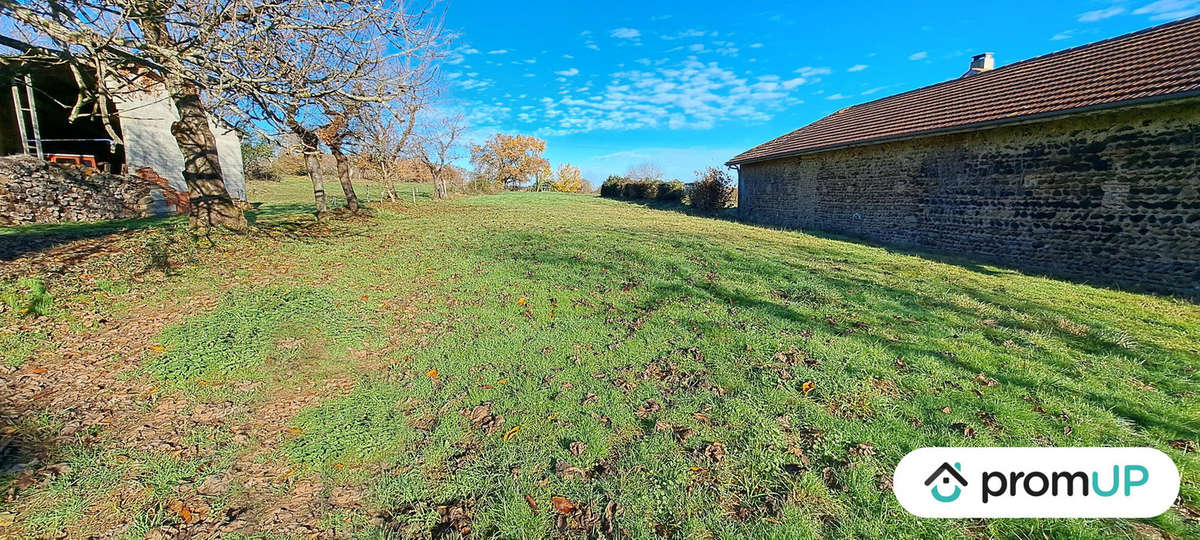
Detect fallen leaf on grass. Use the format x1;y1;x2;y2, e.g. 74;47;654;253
30;368;47;374
973;372;999;387
951;423;977;438
569;441;587;456
1168;439;1197;452
941;406;952;414
517;297;528;306
550;496;577;514
849;442;876;458
168;500;197;524
426;368;439;379
801;381;815;395
525;494;539;514
704;442;726;464
503;425;521;440
554;461;588;480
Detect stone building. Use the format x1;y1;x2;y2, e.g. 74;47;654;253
1;60;246;203
727;16;1200;298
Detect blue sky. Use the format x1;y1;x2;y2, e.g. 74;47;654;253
440;0;1199;182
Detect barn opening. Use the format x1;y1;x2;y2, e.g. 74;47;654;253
1;61;126;173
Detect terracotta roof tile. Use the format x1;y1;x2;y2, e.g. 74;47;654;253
728;16;1200;165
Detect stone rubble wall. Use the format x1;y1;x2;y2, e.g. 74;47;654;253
0;155;183;225
736;100;1200;298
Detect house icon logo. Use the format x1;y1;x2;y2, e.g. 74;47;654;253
925;462;968;502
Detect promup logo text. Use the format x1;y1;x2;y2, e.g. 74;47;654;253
894;448;1179;518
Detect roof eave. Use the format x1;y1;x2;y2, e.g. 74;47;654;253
725;90;1200;167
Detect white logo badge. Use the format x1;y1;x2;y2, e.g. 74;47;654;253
894;447;1179;518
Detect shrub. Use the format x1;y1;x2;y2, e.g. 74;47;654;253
688;167;734;211
657;179;685;202
242;138;281;182
621;181;645;199
600;175;627;198
465;176;503;195
643;180;661;199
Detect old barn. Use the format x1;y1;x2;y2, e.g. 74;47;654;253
1;60;246;200
728;17;1200;297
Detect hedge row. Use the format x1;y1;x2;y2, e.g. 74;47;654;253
599;176;685;202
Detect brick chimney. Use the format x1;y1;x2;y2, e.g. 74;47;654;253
963;53;995;77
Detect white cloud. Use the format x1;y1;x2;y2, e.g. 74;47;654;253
749;43;764;48
847;64;869;72
661;29;707;40
487;49;508;55
780;78;808;90
908;51;928;60
555;68;580;76
794;66;832;77
459;79;492;91
530;58;810;137
461;48;480;55
861;86;887;95
610;27;641;39
1051;30;1074;40
562;54;574;59
1133;0;1200;20
826;93;849;100
1078;6;1126;21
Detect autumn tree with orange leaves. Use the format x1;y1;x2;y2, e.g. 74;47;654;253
551;164;584;193
469;134;550;190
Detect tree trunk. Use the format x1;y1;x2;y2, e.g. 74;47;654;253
304;150;326;214
330;146;359;212
287;119;326;215
140;0;243;231
379;164;396;200
165;78;246;231
434;174;446;199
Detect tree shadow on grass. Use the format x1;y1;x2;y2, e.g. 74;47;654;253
594;196;739;221
479;226;1200;445
0;216;180;261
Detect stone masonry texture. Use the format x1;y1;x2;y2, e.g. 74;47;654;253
736;100;1200;298
0;155;182;225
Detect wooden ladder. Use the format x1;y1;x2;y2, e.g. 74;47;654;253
10;74;44;159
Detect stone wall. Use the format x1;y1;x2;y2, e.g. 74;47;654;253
0;155;183;225
736;99;1200;298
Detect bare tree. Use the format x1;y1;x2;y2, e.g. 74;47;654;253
210;1;445;215
626;162;665;182
415;113;465;199
360;95;423;201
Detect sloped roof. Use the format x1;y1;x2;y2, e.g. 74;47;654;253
728;16;1200;165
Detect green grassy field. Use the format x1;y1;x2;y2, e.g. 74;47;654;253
1;179;1198;538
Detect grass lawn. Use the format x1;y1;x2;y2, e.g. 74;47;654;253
1;179;1198;538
